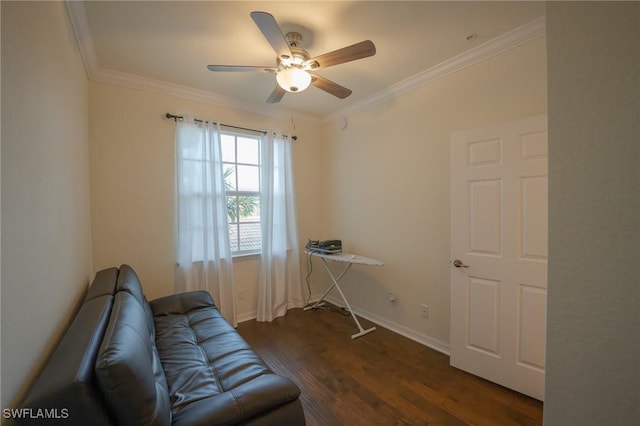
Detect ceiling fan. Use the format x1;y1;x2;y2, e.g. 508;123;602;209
207;11;376;103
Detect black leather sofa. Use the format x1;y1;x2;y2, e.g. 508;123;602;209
17;265;306;425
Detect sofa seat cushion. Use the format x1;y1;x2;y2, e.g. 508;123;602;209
151;292;301;424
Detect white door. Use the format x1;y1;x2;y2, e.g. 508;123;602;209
450;115;548;401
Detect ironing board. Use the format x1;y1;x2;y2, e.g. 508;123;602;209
304;251;383;339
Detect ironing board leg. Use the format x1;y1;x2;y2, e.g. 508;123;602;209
303;258;350;310
306;258;376;339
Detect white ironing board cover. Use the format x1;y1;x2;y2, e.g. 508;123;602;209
307;251;383;266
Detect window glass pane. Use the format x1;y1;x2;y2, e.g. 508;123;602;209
221;134;236;163
228;224;239;253
237;137;260;165
238;196;260;222
223;165;236;191
226;194;239;223
237;165;260;191
238;223;262;252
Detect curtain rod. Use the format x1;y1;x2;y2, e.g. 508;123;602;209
165;113;267;135
165;113;298;140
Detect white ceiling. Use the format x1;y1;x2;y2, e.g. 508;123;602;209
72;1;545;121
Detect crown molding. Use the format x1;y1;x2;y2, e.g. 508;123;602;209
65;1;544;128
89;67;322;126
65;0;98;75
322;16;546;122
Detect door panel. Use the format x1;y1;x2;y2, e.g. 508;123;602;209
469;179;502;255
450;115;547;401
521;176;548;259
468;138;502;166
467;276;501;355
518;284;546;370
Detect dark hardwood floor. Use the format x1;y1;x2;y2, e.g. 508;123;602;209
237;306;543;425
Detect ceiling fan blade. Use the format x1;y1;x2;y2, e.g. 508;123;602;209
207;65;276;73
266;85;286;103
306;40;376;70
250;11;292;60
310;75;352;99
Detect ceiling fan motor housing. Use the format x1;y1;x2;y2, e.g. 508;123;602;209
278;47;309;68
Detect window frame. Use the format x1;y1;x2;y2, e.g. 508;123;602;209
221;130;262;257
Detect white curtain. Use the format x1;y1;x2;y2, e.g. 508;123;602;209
175;120;236;326
257;133;304;322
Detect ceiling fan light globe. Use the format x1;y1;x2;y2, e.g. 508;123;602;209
276;67;311;93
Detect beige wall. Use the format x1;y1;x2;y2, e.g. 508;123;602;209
1;1;93;408
545;3;639;424
318;37;547;349
89;82;326;313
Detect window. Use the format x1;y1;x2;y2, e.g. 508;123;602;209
221;132;262;255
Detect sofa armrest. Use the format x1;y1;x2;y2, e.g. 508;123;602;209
84;267;118;302
149;291;216;316
171;374;302;426
18;296;115;425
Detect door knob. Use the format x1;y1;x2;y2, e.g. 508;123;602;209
453;259;469;268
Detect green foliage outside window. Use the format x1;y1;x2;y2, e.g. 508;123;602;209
224;167;259;223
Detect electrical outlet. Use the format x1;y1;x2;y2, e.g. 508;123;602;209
421;304;429;318
238;289;246;300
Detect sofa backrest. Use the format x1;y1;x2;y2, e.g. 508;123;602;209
115;264;147;305
17;295;115;425
95;291;171;426
116;264;156;334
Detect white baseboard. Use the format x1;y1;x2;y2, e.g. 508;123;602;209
324;295;451;356
237;298;450;356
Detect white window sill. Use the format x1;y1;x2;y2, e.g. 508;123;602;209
232;252;261;262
